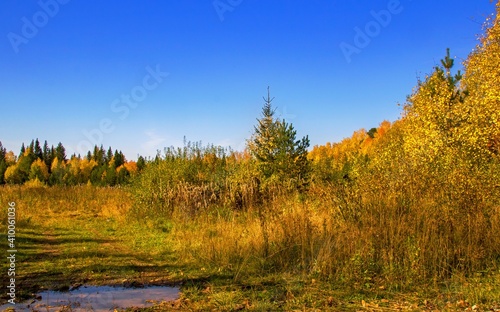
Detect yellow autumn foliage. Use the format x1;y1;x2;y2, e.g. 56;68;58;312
29;158;49;182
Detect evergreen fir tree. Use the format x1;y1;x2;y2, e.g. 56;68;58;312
116;166;130;184
55;142;66;161
0;141;5;162
0;141;6;184
114;150;125;167
249;87;311;192
50;146;56;165
42;140;52;167
34;138;43;160
251;87;278;179
275;120;311;190
137;156;146;171
106;147;113;163
92;145;101;164
19;143;25;158
440;48;463;85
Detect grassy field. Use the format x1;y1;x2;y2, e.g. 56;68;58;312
1;185;500;311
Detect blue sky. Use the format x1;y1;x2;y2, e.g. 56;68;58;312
0;1;496;160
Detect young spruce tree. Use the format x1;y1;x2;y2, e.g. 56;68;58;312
249;87;311;193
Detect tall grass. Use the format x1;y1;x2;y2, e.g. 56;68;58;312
130;142;261;220
129;142;500;290
0;184;130;227
1;157;499;293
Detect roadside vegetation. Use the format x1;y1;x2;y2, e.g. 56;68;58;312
1;2;500;311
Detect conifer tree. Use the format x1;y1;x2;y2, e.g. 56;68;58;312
105;158;117;186
114;150;125;167
92;145;105;165
137;156;146;171
50;146;56;165
249;87;311;192
55;142;66;162
250;87;278;179
0;142;5;161
42;140;52;168
106;147;113;163
19;143;25;158
0;141;7;184
34;138;43;160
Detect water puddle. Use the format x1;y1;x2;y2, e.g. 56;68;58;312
1;285;179;311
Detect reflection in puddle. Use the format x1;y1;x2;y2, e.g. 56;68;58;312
1;285;179;311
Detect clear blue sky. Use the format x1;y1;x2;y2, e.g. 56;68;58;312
0;0;496;160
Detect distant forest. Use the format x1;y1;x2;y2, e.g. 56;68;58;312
0;139;145;186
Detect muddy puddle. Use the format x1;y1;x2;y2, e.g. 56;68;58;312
1;285;179;311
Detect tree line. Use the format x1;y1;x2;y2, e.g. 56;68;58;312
0;139;146;186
